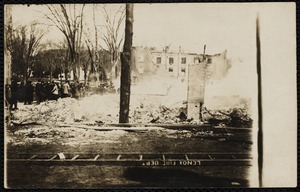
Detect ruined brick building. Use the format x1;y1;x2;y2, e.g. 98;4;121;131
130;46;231;120
131;46;229;83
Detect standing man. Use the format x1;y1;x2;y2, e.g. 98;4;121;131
51;82;59;101
5;84;11;109
25;81;34;105
10;79;18;110
62;81;71;98
35;79;42;104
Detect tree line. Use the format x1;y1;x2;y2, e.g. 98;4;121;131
6;4;125;84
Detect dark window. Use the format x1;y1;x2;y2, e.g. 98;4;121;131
181;67;186;72
207;58;212;63
169;57;174;64
181;57;186;64
168;67;173;72
156;57;161;64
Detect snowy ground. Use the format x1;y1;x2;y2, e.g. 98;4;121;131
10;93;188;125
10;90;252;128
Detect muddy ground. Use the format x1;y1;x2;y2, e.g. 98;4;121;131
5;93;253;188
6;124;252;188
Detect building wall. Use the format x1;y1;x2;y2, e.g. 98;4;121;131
131;46;158;84
150;50;201;80
4;5;12;85
205;50;229;81
131;46;229;82
187;62;206;120
130;47;231;115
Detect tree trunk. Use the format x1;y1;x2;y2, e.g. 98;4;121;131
115;65;118;78
65;71;68;81
119;4;134;123
50;64;52;82
90;60;95;74
72;62;78;81
84;70;87;84
23;67;28;83
111;64;116;79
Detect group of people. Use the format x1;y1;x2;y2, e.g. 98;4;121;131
35;80;72;104
6;79;87;110
8;80;36;110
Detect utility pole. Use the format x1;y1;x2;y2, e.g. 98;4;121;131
119;4;134;123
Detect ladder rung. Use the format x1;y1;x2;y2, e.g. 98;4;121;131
93;155;100;161
29;155;37;160
185;154;189;160
116;155;121;160
71;155;79;160
49;155;57;160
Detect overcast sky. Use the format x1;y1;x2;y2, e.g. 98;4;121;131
11;3;258;57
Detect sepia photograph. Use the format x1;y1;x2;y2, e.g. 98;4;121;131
3;2;297;189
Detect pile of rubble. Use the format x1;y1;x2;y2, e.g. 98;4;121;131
11;96;119;125
131;104;185;124
203;108;253;128
11;94;252;128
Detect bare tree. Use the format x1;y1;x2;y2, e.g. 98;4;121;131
78;50;90;84
44;4;85;81
100;5;125;81
83;4;124;85
7;22;45;82
83;4;98;79
82;4;103;86
56;41;71;81
84;31;113;84
91;4;98;74
37;42;67;82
